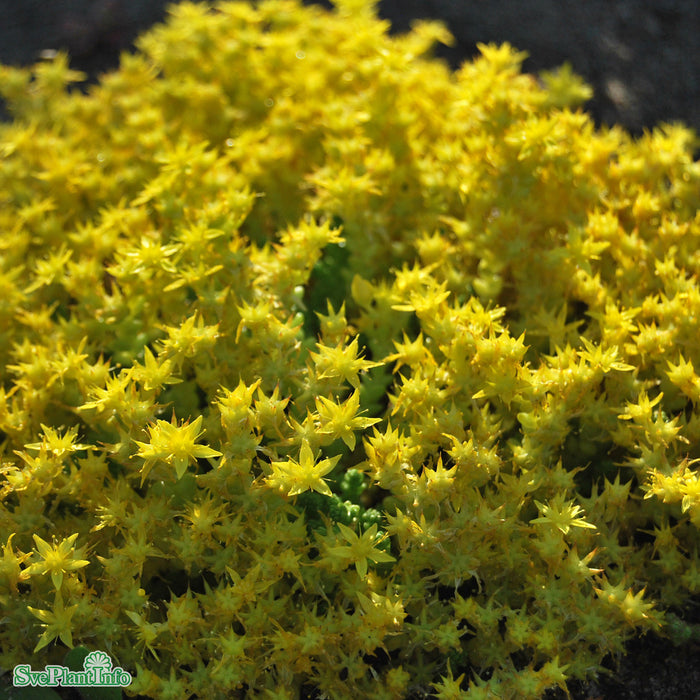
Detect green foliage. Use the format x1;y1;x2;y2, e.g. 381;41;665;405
302;239;351;338
664;612;700;647
63;646;124;700
1;1;700;698
340;468;367;501
0;684;63;700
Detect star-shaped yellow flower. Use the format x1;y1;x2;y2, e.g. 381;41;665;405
325;523;395;578
266;439;340;497
25;533;89;591
133;414;222;483
28;592;79;652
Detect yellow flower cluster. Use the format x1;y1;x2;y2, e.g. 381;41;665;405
1;0;700;697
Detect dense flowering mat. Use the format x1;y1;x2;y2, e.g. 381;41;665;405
1;1;700;698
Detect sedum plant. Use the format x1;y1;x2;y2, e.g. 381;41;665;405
1;0;700;698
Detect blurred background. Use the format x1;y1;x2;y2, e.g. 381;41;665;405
0;0;698;136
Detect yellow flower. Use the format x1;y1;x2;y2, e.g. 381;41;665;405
0;534;31;592
266;439;340;497
131;346;182;392
310;337;383;390
530;495;596;535
28;591;79;652
324;523;395;578
594;580;662;629
156;312;220;363
315;389;381;450
24;424;92;457
133;414;222;483
432;660;466;700
25;533;89;591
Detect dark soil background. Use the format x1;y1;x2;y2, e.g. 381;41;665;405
1;1;700;698
1;0;700;135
